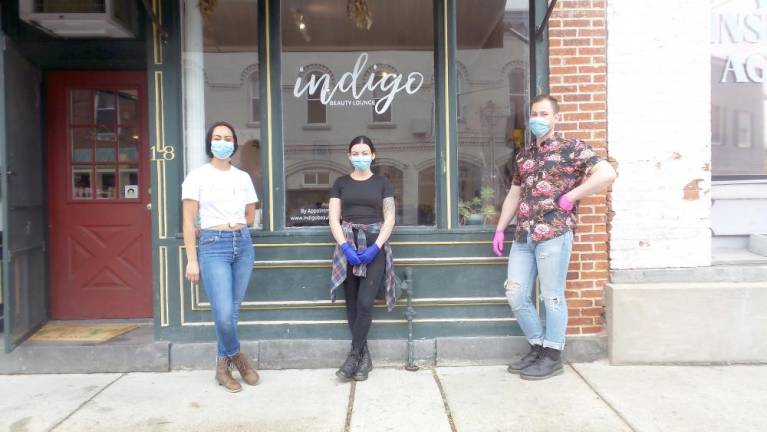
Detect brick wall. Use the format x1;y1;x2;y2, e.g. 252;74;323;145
547;0;609;336
606;0;711;269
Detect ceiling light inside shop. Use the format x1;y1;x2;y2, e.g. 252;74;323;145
291;8;311;42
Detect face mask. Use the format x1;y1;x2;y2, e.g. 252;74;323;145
350;156;372;171
529;117;552;137
211;140;234;159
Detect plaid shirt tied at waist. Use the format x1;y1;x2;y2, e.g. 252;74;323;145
330;221;397;311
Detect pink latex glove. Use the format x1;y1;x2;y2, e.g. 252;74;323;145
558;194;575;211
492;230;505;257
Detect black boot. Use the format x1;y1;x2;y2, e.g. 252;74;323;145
353;344;372;381
336;348;362;381
520;347;564;380
507;344;543;374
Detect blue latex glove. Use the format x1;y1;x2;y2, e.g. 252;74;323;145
356;244;381;265
341;243;362;266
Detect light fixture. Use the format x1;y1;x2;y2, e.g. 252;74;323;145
298;14;306;30
290;8;311;42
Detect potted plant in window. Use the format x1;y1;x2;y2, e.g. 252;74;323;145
459;186;497;225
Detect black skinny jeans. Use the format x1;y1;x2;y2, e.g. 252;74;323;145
344;230;386;353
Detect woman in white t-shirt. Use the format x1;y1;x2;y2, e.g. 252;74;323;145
182;121;259;393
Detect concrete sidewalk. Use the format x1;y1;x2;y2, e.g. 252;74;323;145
1;361;765;432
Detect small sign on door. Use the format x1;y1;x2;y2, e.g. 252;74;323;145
124;185;139;199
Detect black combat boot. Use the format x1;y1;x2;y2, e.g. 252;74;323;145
507;343;543;374
353;344;373;381
520;347;564;380
336;348;362;381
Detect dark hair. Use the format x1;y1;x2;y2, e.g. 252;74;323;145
530;94;559;114
348;135;376;154
205;121;239;158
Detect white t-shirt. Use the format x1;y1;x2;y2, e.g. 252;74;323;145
181;163;258;229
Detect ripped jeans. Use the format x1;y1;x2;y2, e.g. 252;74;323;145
505;231;573;350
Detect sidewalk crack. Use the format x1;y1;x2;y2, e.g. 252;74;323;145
344;381;356;432
568;363;639;432
431;368;458;432
48;372;127;432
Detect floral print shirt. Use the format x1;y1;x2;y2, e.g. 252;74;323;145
511;133;602;243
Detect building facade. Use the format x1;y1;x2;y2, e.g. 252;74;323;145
1;0;765;364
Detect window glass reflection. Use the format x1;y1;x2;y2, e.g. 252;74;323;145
281;0;436;227
456;0;529;225
711;1;767;176
182;0;263;228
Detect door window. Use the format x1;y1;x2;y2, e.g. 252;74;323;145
69;89;141;200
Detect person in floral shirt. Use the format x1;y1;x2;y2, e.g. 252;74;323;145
492;95;617;380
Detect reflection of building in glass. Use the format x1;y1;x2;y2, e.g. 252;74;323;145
457;2;529;225
281;0;528;227
710;0;767;177
711;56;766;176
280;0;438;226
185;0;530;228
182;0;264;226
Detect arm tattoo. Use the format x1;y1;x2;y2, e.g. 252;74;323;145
383;197;395;220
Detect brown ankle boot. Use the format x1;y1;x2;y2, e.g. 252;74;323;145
230;352;260;386
216;357;242;392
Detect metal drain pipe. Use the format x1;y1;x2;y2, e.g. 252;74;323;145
400;267;418;371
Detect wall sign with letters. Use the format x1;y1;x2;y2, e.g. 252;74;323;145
292;53;425;114
713;0;767;83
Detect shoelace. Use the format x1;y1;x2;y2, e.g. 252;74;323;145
231;355;249;372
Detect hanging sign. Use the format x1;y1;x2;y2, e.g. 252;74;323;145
292;52;425;114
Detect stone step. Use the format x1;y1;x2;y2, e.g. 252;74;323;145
610;264;767;284
606;281;767;364
749;234;767;257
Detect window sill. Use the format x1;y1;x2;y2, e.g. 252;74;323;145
367;122;397;129
302;124;332;131
173;224;516;240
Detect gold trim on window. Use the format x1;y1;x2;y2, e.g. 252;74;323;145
158;246;170;326
265;0;275;231
443;0;452;228
181;317;516;326
152;0;163;65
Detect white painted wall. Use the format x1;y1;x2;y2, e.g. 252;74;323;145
607;0;712;269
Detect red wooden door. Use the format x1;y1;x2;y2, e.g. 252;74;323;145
47;71;152;319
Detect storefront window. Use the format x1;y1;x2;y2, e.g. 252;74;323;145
456;0;529;225
281;0;436;227
710;1;767;253
711;0;767;177
182;0;263;228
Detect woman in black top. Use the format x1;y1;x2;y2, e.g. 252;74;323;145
329;135;397;381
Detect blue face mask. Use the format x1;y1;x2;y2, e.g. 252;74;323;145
529;117;552;137
211;140;234;159
350;156;373;171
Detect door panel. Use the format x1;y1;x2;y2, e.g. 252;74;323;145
47;71;151;319
2;37;48;352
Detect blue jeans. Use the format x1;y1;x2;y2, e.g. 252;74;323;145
506;231;573;350
198;227;254;357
